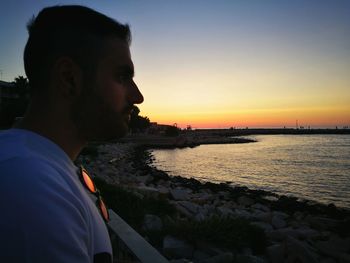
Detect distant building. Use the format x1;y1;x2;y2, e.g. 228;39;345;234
147;122;173;135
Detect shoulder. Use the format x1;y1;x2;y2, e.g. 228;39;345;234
0;156;92;261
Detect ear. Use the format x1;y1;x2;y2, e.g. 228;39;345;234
52;57;82;99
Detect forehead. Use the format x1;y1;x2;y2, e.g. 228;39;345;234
98;37;133;71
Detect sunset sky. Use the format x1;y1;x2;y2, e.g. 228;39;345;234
1;0;349;128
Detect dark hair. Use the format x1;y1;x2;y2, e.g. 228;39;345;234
24;5;131;93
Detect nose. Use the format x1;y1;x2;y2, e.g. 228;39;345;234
130;80;144;104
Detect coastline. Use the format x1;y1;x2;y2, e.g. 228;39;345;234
79;141;350;262
118;134;255;149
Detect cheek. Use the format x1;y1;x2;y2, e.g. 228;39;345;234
100;82;127;112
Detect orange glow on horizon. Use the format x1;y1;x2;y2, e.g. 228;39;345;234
144;106;350;129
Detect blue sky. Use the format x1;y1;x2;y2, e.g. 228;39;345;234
1;0;349;128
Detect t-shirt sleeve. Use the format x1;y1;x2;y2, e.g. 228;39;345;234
0;157;92;263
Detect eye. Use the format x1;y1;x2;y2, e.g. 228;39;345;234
116;73;133;84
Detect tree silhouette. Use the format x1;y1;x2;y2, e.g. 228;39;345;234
0;76;30;127
129;105;151;133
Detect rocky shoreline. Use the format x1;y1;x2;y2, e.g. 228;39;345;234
80;142;350;263
119;134;255;149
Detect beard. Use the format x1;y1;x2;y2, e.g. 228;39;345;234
71;86;130;142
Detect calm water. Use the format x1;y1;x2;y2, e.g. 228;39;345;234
150;135;350;209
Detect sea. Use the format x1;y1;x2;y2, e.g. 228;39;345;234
149;134;350;209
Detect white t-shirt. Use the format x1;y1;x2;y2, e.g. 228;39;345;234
0;129;112;263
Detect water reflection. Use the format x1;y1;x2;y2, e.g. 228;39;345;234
150;135;350;208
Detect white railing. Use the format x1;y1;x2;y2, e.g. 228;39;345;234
108;210;169;263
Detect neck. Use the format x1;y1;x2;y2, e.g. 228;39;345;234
15;102;86;161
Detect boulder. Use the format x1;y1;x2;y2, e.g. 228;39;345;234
194;212;207;222
142;214;163;232
169;259;192;263
271;214;287;229
217;206;234;217
296;226;320;240
175;203;194;218
163;235;194;259
170;188;190;201
305;215;339;230
237;196;255;207
285;236;319;263
272;211;289;219
252;203;270;212
315;236;350;262
267;227;300;241
234;209;252;219
319;258;337;263
252;211;271;223
251;221;273;232
267;244;285;263
178;201;200;214
193;249;211;261
235;254;266;263
199;252;233;263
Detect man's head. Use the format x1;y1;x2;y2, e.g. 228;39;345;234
24;5;143;140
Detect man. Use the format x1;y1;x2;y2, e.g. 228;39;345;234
0;5;143;263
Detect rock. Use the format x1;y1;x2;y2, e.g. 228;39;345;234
193;249;211;261
192;192;213;205
170;188;190;201
163;235;194;259
242;247;253;255
252;203;270;212
136;184;169;198
142;214;163;232
251;222;273;232
285;236;319;263
178;201;200;214
315;236;350;262
305;215;339;230
169;259;192;263
267;244;285;263
293;211;304;221
135;174;152;184
217;206;234;217
328;234;350;252
199;252;233;263
252;211;271;223
267;228;300;241
194;212;207;222
271;214;287;229
319;258;337;263
234;209;252;219
235;254;266;263
218;191;230;200
296;226;320;240
273;211;289;219
237;196;255;207
174;202;195;218
157;185;171;195
212;198;221;207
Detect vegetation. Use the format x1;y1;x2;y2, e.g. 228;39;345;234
94;177;176;230
0;76;30;127
164;125;180;136
129;105;151;133
94;177;267;254
165;216;266;254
